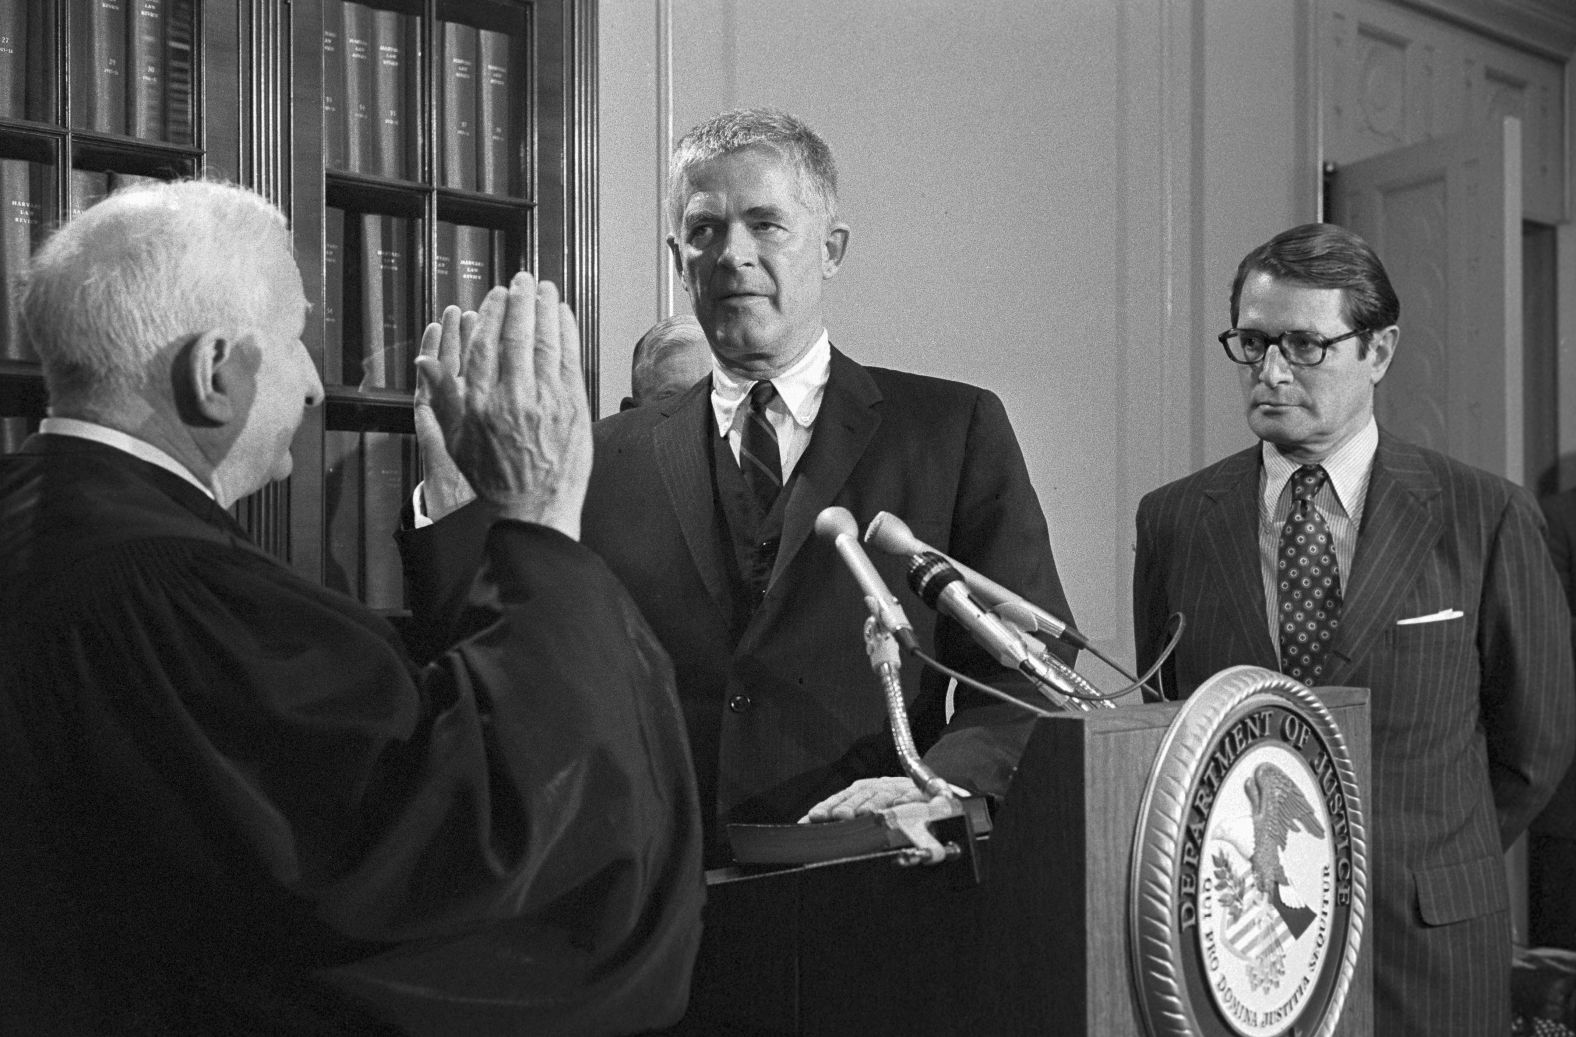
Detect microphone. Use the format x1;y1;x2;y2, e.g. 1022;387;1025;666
815;506;919;653
907;552;1039;672
908;552;1102;710
864;511;1088;649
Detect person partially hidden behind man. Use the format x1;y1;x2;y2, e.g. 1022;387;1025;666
0;179;703;1035
1133;222;1574;1036
622;313;712;410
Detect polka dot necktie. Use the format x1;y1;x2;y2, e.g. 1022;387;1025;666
1277;465;1342;685
739;381;782;512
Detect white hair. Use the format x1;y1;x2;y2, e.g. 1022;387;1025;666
19;179;292;410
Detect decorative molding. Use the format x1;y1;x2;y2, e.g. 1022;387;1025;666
570;0;601;414
1393;0;1576;60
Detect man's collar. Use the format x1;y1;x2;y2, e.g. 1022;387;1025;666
709;331;831;436
39;416;216;499
1260;417;1378;511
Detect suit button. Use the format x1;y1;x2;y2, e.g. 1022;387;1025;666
729;694;752;713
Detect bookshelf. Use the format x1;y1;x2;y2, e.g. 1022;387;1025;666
0;0;598;610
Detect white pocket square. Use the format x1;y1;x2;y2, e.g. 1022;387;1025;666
1397;609;1463;626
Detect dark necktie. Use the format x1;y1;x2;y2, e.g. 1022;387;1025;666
739;380;782;512
1277;465;1342;685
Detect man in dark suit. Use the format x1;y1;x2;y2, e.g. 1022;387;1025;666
583;107;1077;865
1533;488;1576;950
1133;222;1574;1035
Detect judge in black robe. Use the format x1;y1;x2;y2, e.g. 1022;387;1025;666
0;180;703;1036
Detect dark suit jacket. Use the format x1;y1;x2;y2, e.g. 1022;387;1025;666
582;346;1076;863
1134;430;1574;1036
1536;488;1576;839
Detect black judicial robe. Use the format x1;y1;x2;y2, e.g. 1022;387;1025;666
0;434;704;1036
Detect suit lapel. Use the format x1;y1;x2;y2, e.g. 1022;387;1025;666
768;347;882;590
651;385;733;612
1202;447;1281;667
1320;433;1441;685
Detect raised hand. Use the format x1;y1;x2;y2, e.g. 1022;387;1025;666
413;305;479;521
414;271;592;538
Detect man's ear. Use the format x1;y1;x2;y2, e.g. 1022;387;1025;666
1367;324;1399;385
823;222;850;278
173;328;254;427
667;235;685;285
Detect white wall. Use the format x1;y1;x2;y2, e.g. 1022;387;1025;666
598;0;1318;669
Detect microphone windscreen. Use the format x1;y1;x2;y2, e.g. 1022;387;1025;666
814;505;859;540
864;511;927;556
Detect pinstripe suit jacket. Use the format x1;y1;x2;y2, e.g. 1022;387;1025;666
1134;430;1574;1036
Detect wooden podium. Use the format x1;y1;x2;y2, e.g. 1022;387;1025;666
677;687;1371;1036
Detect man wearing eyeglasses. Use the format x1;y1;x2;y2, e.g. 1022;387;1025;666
1133;222;1573;1036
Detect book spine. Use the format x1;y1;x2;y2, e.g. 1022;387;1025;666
0;416;30;455
439;21;478;191
433;219;456;319
357;212;385;389
370;8;411;179
454;223;492;313
381;215;413;390
0;160;42;361
162;0;193;144
360;430;407;610
127;0;164;140
0;1;25;119
321;1;347;170
341;2;373;175
69;168;112;220
477;29;511;195
74;0;130;136
323;207;345;383
322;429;363;597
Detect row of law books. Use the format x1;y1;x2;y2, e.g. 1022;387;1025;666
324;429;417;610
1;160;164;360
62;0;196;142
321;3;517;191
435;20;514;194
321;2;419;181
323;208;501;389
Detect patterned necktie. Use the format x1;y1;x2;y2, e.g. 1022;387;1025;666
1277;464;1342;685
739;380;782;512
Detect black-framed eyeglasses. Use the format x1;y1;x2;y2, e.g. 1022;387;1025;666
1218;327;1368;367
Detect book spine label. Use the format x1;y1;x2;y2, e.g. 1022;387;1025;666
0;1;26;119
477;29;511;195
433;219;456;318
0;159;42;361
341;2;374;175
321;2;347;170
128;0;164;140
439;21;478;191
323;207;345;384
454;223;492;313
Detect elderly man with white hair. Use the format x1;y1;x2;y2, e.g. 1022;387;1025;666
0;179;702;1036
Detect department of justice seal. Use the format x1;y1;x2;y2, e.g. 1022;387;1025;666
1130;666;1367;1037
